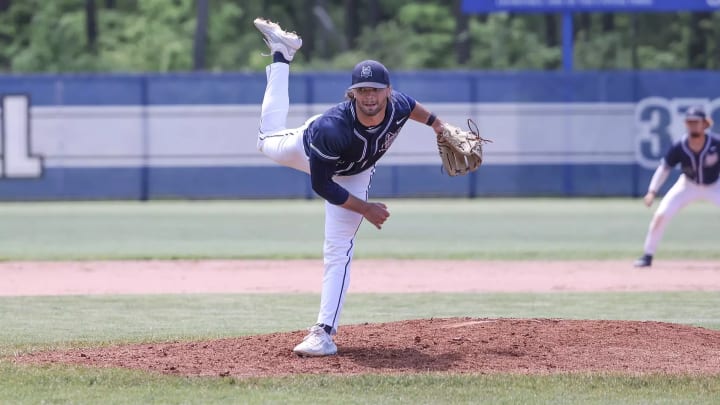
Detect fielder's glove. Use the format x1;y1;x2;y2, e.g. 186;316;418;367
437;119;492;176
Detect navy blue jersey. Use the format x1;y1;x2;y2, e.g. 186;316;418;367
303;90;417;176
663;132;720;185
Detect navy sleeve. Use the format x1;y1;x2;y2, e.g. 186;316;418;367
307;117;350;163
393;90;417;114
663;143;682;167
309;154;349;205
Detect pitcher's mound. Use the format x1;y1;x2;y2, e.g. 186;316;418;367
18;318;720;377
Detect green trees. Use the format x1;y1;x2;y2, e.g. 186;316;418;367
0;0;717;72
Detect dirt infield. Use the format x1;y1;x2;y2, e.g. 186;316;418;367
19;318;720;377
2;259;719;296
7;259;720;377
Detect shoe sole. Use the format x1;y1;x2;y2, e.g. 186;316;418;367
253;19;301;42
293;345;338;357
293;350;337;357
253;18;302;49
253;20;282;38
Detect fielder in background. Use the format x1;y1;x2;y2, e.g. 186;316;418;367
635;107;720;267
253;18;469;357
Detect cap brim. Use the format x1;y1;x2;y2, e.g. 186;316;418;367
348;82;388;89
685;117;714;127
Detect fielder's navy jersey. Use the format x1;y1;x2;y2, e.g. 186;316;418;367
303;90;417;176
663;133;720;185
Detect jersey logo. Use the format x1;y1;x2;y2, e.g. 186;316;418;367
395;117;408;126
379;131;399;153
704;152;718;167
360;65;373;79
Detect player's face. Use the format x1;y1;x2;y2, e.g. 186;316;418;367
685;119;706;138
353;87;390;117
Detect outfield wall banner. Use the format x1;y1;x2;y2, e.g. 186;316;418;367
461;0;720;13
0;72;719;200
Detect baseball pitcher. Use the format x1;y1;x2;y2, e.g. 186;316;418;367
253;18;488;356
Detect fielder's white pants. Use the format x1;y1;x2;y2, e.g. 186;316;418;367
643;175;720;254
258;62;373;334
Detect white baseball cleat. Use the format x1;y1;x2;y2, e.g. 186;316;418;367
253;18;303;62
293;324;337;357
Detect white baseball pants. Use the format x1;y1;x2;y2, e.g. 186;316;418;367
643;175;720;254
258;62;373;334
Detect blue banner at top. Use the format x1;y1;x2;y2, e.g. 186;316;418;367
462;0;720;13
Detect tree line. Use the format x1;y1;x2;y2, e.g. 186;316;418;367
0;0;717;73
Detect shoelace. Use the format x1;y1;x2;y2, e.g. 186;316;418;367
301;327;327;346
259;37;299;58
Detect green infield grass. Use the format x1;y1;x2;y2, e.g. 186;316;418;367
3;364;719;405
0;198;718;260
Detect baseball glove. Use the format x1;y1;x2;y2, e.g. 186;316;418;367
437;119;492;176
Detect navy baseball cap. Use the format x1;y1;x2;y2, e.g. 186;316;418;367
685;106;709;121
349;60;390;89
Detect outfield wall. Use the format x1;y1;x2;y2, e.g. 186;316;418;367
0;71;719;200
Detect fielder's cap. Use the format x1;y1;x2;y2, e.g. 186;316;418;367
349;60;390;89
685;106;708;121
685;106;713;127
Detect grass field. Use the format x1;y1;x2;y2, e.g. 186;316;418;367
0;198;718;260
5;364;719;405
1;199;719;404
